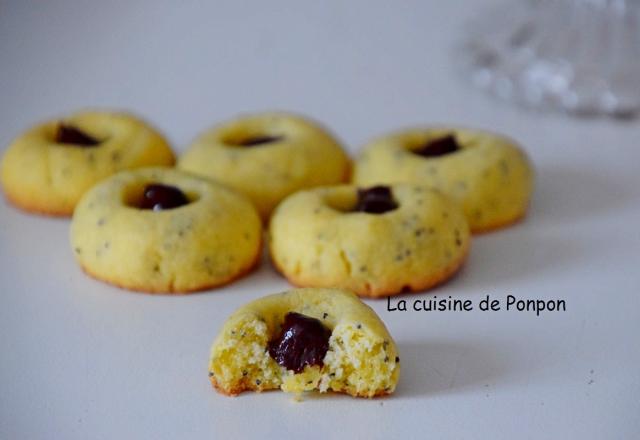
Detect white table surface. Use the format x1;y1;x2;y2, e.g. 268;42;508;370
1;1;639;438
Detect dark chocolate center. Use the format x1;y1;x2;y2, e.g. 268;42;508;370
268;312;331;373
354;186;398;214
138;184;189;211
413;134;460;157
234;135;283;147
55;123;101;147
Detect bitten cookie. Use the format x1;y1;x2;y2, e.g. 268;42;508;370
353;127;534;233
209;288;400;398
70;167;262;293
177;112;351;221
1;111;175;216
269;184;470;298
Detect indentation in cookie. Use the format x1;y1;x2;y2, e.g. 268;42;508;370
224;134;284;147
413;134;460;157
268;312;331;373
137;183;190;211
355;186;398;214
54;123;102;147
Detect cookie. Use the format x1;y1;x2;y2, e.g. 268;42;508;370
353;127;534;232
208;288;400;398
177;112;351;221
269;184;470;298
70;167;262;293
1;111;175;216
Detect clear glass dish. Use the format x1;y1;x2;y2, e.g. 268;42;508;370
458;0;640;117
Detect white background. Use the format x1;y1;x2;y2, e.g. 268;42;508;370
1;1;639;438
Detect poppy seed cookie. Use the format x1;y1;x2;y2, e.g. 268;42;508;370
70;167;262;293
209;288;400;398
353;127;534;232
178;112;350;221
269;184;470;298
1;111;175;216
